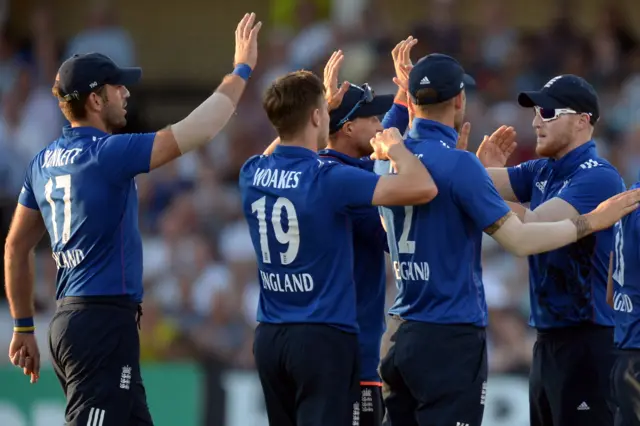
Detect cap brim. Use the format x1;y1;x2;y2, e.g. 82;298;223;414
463;74;476;87
114;67;142;86
517;91;565;109
354;94;395;118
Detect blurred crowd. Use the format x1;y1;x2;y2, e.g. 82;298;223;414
1;0;640;378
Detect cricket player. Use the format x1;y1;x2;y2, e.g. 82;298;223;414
609;178;640;426
319;39;413;426
478;74;624;426
375;53;640;426
4;12;261;426
240;70;437;426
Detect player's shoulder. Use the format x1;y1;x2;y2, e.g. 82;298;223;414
572;155;622;181
28;137;66;174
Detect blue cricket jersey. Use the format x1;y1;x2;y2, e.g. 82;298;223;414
239;145;381;333
18;125;155;302
318;149;387;382
377;118;511;326
612;179;640;349
507;141;624;329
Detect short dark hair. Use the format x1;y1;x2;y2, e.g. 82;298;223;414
51;80;106;122
413;87;456;114
263;71;325;140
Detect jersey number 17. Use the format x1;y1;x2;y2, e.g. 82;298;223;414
44;174;73;244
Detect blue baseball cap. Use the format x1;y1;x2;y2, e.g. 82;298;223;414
408;53;475;105
56;53;142;101
329;83;394;134
518;75;599;125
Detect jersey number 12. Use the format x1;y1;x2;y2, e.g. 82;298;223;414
44;174;72;244
251;196;300;265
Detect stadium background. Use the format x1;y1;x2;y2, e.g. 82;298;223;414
0;0;640;424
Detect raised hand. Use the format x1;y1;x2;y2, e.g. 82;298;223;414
391;36;418;93
370;128;405;160
456;122;471;151
580;189;640;237
234;12;262;70
323;50;350;111
476;125;517;167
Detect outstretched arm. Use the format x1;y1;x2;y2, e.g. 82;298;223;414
148;13;262;170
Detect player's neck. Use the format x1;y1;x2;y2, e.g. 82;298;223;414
552;136;591;160
326;137;360;159
414;112;455;130
279;136;317;153
70;118;110;134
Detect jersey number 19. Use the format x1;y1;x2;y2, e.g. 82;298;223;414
251;196;300;265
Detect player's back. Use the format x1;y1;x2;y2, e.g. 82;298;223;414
613;180;640;349
19;126;155;301
380;120;510;327
240;145;380;332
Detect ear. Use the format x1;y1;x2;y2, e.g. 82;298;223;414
580;114;592;130
453;92;463;110
311;108;321;128
342;121;354;136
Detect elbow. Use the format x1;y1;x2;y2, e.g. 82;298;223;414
423;185;439;203
4;237;30;261
414;184;438;204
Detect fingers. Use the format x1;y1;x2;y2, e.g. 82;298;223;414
392;76;408;91
392;40;402;61
505;141;518;157
337;81;350;96
23;355;34;376
324;50;344;87
249;20;262;43
236;13;250;39
498;126;517;151
243;13;256;40
399;36;417;65
19;346;27;369
324;50;339;81
457;122;471;151
10;350;19;366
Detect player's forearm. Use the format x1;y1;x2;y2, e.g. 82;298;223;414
506;201;527;221
487;168;519;202
386;144;437;202
489;213;594;257
4;246;36;319
170;74;247;154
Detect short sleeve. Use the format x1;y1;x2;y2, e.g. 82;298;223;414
321;163;380;211
451;152;511;230
18;164;39;211
97;132;156;183
556;166;625;214
507;159;546;203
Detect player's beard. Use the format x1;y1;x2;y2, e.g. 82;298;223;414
453;108;465;133
536;128;572;159
101;96;127;133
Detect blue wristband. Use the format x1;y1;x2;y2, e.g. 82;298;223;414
14;317;35;333
233;63;252;81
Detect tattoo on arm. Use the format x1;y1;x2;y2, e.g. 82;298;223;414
484;211;516;235
570;215;592;239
